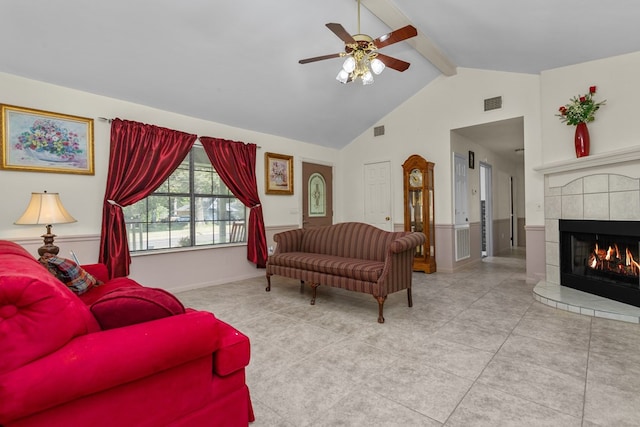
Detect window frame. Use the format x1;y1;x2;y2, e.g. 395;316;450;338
123;143;247;253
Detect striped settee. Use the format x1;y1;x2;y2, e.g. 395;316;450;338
265;222;426;323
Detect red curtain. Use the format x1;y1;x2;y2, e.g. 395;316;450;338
200;137;268;268
99;119;197;278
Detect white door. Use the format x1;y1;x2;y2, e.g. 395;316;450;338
364;161;392;231
453;153;471;260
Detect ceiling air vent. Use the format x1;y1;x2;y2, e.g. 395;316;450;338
484;96;502;111
374;125;385;137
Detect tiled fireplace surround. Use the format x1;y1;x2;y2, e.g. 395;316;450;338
535;147;640;322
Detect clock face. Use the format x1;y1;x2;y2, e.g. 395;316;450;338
409;168;423;187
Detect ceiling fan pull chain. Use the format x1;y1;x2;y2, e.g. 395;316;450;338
357;0;361;34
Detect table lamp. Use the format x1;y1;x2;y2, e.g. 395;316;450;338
15;191;77;257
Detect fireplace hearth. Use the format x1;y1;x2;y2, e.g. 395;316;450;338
560;220;640;307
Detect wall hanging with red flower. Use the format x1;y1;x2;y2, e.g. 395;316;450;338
556;86;606;158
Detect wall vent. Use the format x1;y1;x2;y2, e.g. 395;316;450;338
484;96;502;111
455;225;471;261
373;125;385;137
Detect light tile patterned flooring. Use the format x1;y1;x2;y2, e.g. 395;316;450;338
177;249;640;426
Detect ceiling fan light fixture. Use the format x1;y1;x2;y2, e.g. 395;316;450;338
362;70;374;85
342;56;356;73
371;58;385;75
336;69;350;84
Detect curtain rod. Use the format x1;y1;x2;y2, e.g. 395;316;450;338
96;117;261;148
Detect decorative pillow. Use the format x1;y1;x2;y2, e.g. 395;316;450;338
90;287;185;330
39;254;102;295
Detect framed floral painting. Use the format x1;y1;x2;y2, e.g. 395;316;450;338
0;104;94;175
265;152;293;195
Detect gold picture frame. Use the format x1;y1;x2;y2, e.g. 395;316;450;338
265;152;293;195
1;104;94;175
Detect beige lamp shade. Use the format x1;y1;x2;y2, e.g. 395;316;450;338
15;191;76;256
15;191;77;225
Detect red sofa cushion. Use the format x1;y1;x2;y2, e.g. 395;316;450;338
0;251;98;374
268;252;384;282
78;276;142;305
90;287;185;330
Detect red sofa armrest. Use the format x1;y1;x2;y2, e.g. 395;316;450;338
0;311;221;423
272;229;304;254
389;232;426;253
214;319;251;376
81;263;109;283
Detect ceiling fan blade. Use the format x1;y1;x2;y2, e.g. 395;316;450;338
326;23;356;44
299;53;342;64
374;25;418;49
376;53;411;72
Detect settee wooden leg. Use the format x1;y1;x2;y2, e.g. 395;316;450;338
407;288;413;307
300;280;305;293
310;283;319;305
374;295;387;323
265;273;272;292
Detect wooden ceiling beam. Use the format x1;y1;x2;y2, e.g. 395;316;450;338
360;0;457;76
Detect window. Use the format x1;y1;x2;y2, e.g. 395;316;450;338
124;144;246;252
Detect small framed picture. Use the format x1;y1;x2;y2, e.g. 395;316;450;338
265;152;293;195
468;150;475;169
0;104;94;175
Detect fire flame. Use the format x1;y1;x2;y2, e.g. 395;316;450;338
628;247;640;275
588;241;639;277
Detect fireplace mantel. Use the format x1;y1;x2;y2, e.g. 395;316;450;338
538;145;640;323
534;145;640;176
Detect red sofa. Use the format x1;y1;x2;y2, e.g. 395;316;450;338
0;240;254;426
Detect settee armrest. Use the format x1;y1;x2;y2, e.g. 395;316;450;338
389;232;426;253
272;228;304;254
81;263;109;282
0;311;220;423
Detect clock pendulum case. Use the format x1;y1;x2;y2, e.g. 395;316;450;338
402;154;436;273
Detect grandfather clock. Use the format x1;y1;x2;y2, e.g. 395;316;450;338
402;154;436;273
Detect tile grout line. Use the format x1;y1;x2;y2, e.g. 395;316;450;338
581;316;594;427
440;287;534;425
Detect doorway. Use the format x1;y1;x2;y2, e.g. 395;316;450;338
302;162;333;229
480;162;493;257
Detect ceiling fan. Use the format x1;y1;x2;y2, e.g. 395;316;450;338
298;0;418;85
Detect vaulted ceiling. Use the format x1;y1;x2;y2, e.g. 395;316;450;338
1;1;639;154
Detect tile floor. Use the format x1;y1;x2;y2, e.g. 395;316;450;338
177;249;640;426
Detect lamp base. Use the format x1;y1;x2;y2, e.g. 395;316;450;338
38;225;60;257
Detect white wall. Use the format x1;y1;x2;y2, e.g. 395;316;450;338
0;72;338;291
339;68;541;270
340;68;540;224
540;51;640;164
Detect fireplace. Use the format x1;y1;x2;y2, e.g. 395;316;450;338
559;220;640;307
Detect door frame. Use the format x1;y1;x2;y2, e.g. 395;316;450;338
480;161;493;257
